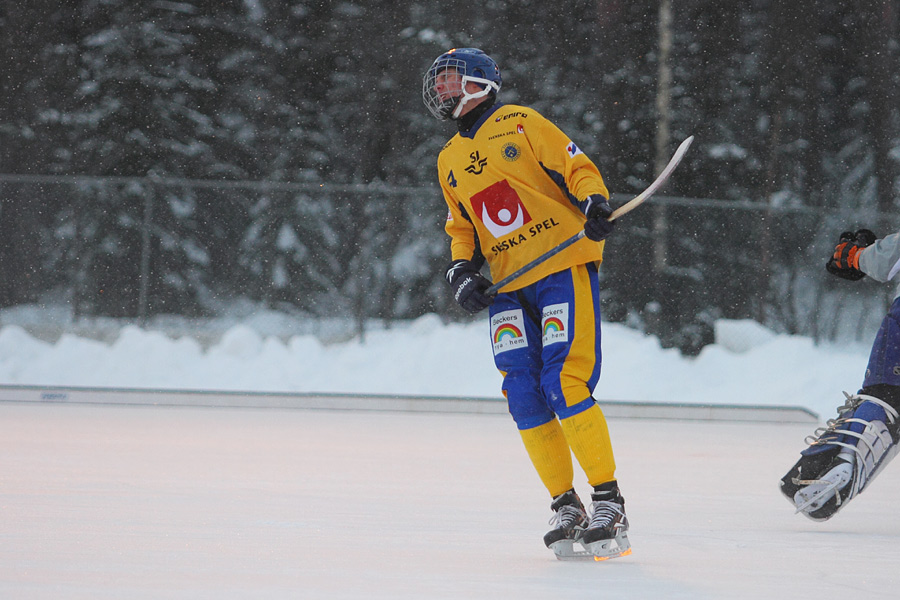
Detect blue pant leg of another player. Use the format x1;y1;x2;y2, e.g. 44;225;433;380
861;296;900;389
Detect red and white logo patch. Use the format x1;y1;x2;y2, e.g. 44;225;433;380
469;180;532;238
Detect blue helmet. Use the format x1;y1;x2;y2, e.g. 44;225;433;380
423;48;502;120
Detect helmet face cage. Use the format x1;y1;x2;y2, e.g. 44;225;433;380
423;49;501;120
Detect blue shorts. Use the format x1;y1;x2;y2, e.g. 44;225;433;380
488;263;602;430
862;296;900;388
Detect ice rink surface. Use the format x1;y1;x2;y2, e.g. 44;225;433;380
2;401;900;599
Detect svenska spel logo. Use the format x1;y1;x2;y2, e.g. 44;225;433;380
469;180;532;239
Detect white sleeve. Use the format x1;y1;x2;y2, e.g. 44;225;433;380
859;231;900;282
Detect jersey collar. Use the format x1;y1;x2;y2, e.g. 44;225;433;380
458;102;504;139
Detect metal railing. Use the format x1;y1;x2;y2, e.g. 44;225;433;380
0;173;892;351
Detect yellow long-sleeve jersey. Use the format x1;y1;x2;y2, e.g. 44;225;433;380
439;102;610;293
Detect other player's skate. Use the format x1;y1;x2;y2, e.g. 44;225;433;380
580;481;631;560
543;489;589;561
780;391;900;521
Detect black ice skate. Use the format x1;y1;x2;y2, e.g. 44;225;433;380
780;391;900;521
544;489;589;560
581;481;631;560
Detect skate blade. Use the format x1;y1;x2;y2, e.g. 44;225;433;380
591;547;632;561
792;479;841;514
583;532;632;561
792;462;853;516
549;538;632;562
549;539;595;561
797;507;837;522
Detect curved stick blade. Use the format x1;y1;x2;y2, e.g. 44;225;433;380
608;135;694;221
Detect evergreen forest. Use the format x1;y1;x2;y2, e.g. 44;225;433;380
1;0;898;353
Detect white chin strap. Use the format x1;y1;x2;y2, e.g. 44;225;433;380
451;75;500;120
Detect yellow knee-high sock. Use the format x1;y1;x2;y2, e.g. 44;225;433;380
559;403;616;487
519;419;574;498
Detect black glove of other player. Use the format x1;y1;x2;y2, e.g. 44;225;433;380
445;259;494;314
583;195;616;242
825;228;876;281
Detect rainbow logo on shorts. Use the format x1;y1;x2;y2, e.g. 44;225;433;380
542;303;569;345
491;309;528;355
494;323;523;342
542;317;564;336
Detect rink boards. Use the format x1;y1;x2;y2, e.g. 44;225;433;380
0;383;818;423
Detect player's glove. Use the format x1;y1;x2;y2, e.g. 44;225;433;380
582;195;616;242
825;228;876;281
445;259;494;314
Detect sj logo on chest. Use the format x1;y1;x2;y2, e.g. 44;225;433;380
465;151;488;175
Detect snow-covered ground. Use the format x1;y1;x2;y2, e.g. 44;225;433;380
0;304;877;420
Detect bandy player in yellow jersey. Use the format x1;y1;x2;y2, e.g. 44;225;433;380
423;48;629;561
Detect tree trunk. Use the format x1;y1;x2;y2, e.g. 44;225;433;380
652;0;673;274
